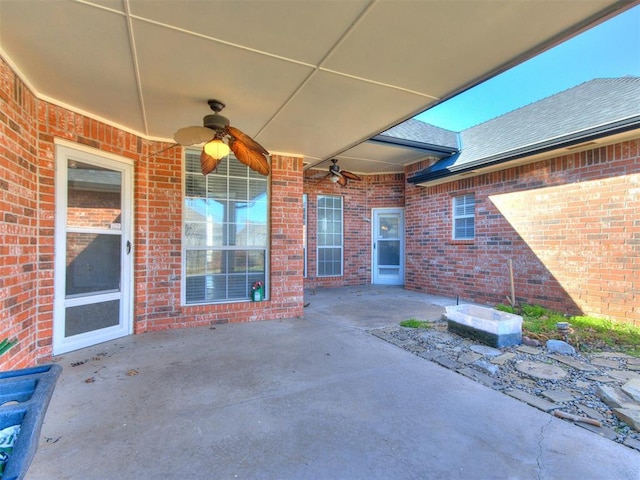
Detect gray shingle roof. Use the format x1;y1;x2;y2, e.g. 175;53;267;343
407;77;640;183
378;119;459;151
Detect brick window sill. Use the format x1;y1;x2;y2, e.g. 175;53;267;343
449;239;475;245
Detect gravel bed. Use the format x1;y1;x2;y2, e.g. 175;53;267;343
371;321;640;451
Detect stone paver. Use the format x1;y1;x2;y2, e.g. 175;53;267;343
406;345;426;355
457;352;482;364
469;345;502;357
457;367;505;390
516;345;543;355
542;390;575;403
433;355;459;370
575;380;591;389
608;370;640;383
577;404;607;422
507;389;558;412
624;436;640;451
472;359;499;376
614;408;640;431
579;422;620;441
548;354;598;372
591;357;621;369
516;360;567;381
586;374;616;383
490;352;516;365
596;385;637;409
621;378;640;402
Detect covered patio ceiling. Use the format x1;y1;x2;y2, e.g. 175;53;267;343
0;0;635;175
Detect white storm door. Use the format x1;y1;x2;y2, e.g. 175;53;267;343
372;208;404;285
54;144;133;355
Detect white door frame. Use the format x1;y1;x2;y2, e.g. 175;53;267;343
371;208;404;285
53;141;134;355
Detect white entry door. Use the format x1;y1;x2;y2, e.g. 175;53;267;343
372;208;404;285
53;144;133;355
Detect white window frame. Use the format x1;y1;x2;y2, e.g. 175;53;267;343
182;149;269;305
452;193;475;240
316;195;343;277
303;193;308;278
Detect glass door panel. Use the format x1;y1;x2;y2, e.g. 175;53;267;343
66;232;121;295
373;209;404;285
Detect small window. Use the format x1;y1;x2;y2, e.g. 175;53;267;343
452;194;475;240
317;195;343;276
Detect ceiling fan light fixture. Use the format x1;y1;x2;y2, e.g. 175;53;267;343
173;99;270;176
330;174;339;183
204;139;230;160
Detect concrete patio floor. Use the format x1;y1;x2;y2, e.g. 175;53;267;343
28;286;639;479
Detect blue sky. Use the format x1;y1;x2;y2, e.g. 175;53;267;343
416;5;640;131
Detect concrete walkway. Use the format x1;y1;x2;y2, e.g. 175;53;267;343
28;286;639;479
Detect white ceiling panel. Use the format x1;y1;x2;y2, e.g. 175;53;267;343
0;0;143;130
132;19;314;139
323;1;625;96
333;142;431;174
257;69;430;160
128;0;370;65
0;0;634;173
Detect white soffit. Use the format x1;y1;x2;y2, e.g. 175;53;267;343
325;142;432;175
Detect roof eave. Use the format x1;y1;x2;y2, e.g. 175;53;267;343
368;134;459;158
408;115;640;186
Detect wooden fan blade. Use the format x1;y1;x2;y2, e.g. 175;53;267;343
308;170;329;179
226;125;269;155
229;138;270;176
201;150;221;176
174;126;216;146
337;175;347;187
341;170;361;181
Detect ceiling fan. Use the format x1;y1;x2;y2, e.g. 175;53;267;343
320;159;362;187
173;100;270;177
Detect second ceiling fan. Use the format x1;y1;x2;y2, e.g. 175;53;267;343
323;159;362;187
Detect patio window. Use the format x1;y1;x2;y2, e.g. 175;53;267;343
317;195;343;276
452;193;475;240
303;193;307;278
183;150;268;304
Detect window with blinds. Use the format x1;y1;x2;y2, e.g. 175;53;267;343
452;193;475;240
183;150;268;304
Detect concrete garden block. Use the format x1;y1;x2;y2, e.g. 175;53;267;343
445;305;522;348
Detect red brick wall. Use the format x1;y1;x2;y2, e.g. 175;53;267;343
0;56;304;368
303;171;404;288
136;152;304;331
405;142;640;325
0;57;40;369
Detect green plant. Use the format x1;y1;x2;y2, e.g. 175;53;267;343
570;315;640;356
521;304;551;318
497;302;640;357
0;338;17;356
400;319;431;329
495;304;516;314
